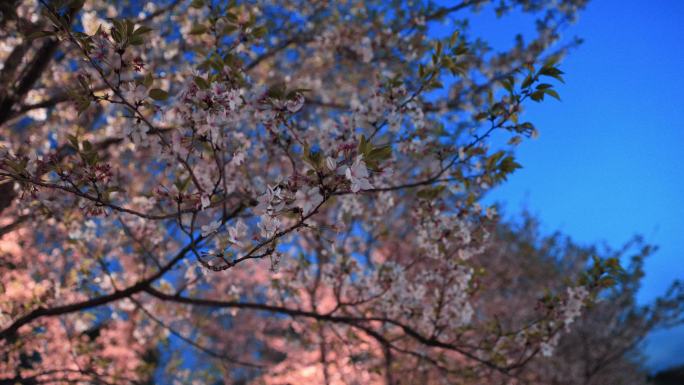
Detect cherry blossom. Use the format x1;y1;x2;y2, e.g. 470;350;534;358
294;186;324;215
227;219;248;247
258;214;281;239
345;155;373;193
201;220;221;236
124;82;147;103
0;1;666;384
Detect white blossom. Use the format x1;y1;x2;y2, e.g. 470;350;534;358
285;93;305;113
124;83;147;103
227;219;248;247
254;185;285;215
201;220;221;237
345;155;373;193
326;156;337;171
201;195;211;210
258;215;281;238
562;286;589;329
295;186;324;216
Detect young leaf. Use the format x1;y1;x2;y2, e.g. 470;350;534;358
149;88;168;101
190;24;208;35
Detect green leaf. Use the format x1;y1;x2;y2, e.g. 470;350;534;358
133;26;153;36
485;151;505;171
26;30;54;40
508;136;523;146
111;28;122;44
416;185;446;200
251;25;267;38
110;19;124;35
500;77;515;93
429;79;444;90
357;135;372;157
521;73;534;89
194;76;209;90
175;177;190;193
148;88;168;101
222;24;238;35
418;64;426;78
474;111;488;121
209;59;223;72
499;156;522;173
266;82;286;99
67;134;79;149
82;140;93;153
129;34;144;46
539;66;565;83
286;88;312;98
142;72;154;88
125;19;135;37
543;54;561;68
189;24;208;35
367;145;392;162
530;90;545;102
449;30;460;48
544;89;561;101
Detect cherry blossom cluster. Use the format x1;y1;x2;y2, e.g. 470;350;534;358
0;0;611;383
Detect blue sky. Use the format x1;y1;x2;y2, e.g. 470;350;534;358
453;0;684;371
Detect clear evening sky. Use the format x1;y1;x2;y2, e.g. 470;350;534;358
441;0;683;371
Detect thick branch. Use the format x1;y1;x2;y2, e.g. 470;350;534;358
0;241;194;341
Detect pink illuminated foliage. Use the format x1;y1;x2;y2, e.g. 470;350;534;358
1;0;682;384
